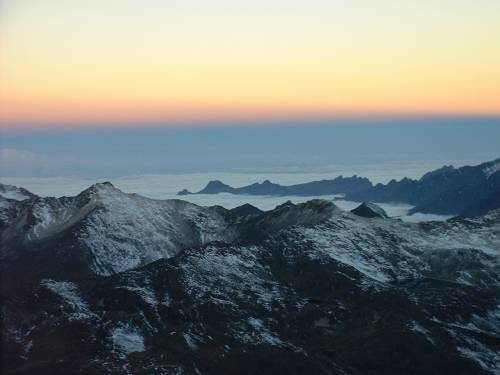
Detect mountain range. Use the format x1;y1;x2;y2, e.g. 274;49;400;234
1;181;500;374
178;158;500;216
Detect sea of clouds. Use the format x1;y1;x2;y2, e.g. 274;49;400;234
1;166;455;223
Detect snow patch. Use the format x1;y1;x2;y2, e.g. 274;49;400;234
0;190;30;201
238;318;285;347
182;245;285;311
183;333;199;350
41;279;97;321
112;324;145;354
410;321;435;345
456;335;500;372
0;184;32;201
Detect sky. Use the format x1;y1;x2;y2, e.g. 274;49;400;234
1;0;500;127
0;1;499;178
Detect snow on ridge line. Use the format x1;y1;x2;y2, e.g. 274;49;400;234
0;190;30;201
28;194;98;241
293;213;500;285
0;184;33;201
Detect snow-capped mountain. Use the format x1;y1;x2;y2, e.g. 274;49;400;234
2;182;500;374
1;182;235;277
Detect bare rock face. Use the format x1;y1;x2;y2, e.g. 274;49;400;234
2;182;500;375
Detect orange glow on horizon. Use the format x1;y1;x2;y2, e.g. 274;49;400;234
1;0;500;129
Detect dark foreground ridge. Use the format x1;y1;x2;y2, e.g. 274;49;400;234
2;182;500;374
229;203;264;217
178;158;500;216
350;202;388;218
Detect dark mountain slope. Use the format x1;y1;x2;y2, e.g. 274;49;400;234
230;203;264;216
460;188;500;217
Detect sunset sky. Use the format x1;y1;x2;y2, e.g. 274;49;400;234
1;0;500;128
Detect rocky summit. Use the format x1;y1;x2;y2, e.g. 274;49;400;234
1;183;500;374
350;202;389;218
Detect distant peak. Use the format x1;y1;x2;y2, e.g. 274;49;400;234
205;180;231;188
197;180;234;194
208;180;224;184
177;189;192;196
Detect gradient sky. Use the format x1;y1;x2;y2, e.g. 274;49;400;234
1;0;500;128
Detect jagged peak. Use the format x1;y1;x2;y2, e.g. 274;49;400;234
419;157;500;182
419;165;456;181
83;181;119;193
73;182;125;205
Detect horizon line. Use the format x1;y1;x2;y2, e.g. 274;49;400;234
2;112;500;132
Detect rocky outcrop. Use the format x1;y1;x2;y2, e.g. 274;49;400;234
351;202;389;218
230;203;264;217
